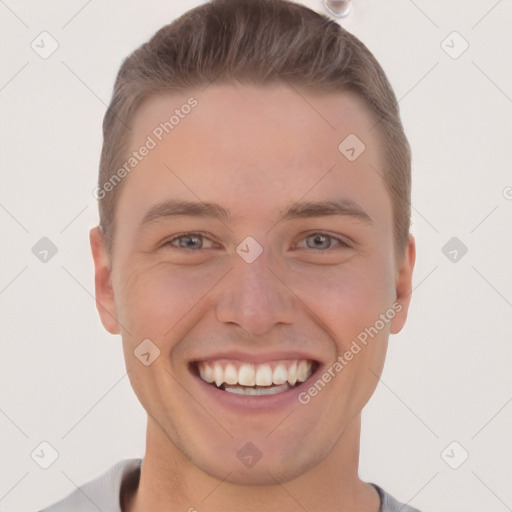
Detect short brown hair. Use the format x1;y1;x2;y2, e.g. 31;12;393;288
98;0;411;260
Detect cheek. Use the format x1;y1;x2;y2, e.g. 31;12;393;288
290;256;394;342
294;263;391;411
114;262;220;338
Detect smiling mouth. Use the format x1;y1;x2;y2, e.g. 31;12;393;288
190;359;319;396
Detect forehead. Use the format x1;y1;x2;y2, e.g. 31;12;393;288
131;83;380;163
117;83;390;230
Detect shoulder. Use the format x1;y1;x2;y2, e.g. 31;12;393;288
38;458;142;512
371;483;424;512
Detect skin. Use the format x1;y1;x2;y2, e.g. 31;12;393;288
90;83;416;512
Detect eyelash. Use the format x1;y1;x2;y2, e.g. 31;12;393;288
161;232;351;252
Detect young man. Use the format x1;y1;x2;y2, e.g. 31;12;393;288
40;0;418;510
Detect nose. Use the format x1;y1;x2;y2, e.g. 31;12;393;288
215;250;296;337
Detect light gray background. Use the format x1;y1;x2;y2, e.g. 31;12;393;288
1;1;511;511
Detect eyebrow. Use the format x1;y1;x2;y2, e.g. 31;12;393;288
139;198;373;228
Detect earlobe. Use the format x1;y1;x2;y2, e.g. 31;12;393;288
89;226;120;335
390;233;416;335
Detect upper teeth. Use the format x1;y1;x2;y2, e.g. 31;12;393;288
197;359;314;387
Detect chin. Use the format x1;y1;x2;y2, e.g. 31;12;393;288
185;437;328;487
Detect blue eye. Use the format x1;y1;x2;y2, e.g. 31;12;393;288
163;233;214;250
299;233;349;251
162;232;350;251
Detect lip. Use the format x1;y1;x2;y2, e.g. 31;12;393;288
187;357;323;412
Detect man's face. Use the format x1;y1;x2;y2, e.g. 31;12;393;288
91;84;415;484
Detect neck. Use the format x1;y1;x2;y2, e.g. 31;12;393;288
124;414;380;512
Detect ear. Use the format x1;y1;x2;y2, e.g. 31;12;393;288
390;233;416;335
89;226;120;335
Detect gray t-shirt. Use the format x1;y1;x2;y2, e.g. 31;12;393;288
39;458;422;512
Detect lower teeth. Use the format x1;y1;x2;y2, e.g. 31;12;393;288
221;383;291;396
